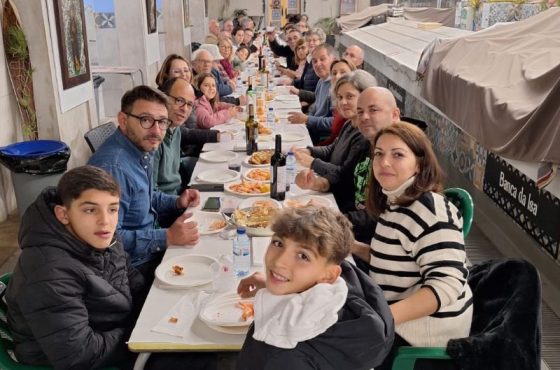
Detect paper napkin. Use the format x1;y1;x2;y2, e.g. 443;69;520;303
151;291;212;337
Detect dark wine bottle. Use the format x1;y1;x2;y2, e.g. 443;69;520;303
245;104;258;155
246;76;255;107
270;134;286;201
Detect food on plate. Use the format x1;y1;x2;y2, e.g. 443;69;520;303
208;219;227;231
229;181;271;194
169;316;179;323
237;301;254;321
249;150;273;165
246;168;271;181
258;124;273;135
233;205;277;228
252;199;278;208
284;198;322;208
171;264;184;276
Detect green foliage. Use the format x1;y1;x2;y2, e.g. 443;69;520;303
232;9;247;18
6;25;28;60
5;24;38;140
314;17;337;35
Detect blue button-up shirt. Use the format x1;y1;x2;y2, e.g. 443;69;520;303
88;129;179;266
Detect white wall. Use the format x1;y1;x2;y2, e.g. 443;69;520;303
306;0;341;27
162;0;193;59
190;0;208;44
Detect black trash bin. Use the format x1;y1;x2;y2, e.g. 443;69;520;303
0;140;71;216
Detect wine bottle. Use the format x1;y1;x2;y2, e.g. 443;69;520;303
246;76;255;108
270;134;286;201
245;104;258;155
258;48;264;72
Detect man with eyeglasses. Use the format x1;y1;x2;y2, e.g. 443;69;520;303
267;28;301;71
88;85;200;282
153;77;230;195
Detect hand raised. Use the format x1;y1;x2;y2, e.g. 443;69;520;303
237;272;266;298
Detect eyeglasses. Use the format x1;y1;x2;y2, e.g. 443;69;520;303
220;45;232;50
125;112;171;130
168;95;194;109
196;59;213;64
170;68;190;74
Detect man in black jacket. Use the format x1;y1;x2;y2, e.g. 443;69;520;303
267;27;302;71
6;166;145;370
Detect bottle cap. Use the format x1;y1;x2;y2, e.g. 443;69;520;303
236;227;247;234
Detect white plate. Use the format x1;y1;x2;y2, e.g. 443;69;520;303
205;323;249;335
243;168;271;182
238;197;282;209
275;94;299;102
197;169;240;184
257;134;274;142
281;132;305;142
199;293;254;327
243;157;270;168
199;151;238;163
192;211;228;235
155;255;218;288
225;182;270;197
284;195;334;209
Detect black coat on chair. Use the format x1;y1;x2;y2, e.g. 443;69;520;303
447;258;541;370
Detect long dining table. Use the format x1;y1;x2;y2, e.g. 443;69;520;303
127;88;338;369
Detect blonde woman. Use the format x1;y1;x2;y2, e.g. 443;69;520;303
218;37;236;79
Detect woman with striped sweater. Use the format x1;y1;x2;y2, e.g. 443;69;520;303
353;122;472;369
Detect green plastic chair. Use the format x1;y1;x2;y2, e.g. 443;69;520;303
443;187;474;238
0;273;118;370
390;188;474;370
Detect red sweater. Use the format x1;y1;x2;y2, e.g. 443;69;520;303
318;109;346;146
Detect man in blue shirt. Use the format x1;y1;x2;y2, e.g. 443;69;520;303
287;43;338;144
88;85;200;280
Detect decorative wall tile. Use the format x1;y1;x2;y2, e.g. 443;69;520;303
95;12;116;28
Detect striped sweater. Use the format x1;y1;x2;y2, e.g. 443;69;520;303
368;191;473;347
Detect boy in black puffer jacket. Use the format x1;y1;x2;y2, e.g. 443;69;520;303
236;206;394;370
6;165;145;370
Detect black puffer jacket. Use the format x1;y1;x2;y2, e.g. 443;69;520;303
236;261;394;370
6;188;144;370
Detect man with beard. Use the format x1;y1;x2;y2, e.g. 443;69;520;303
88;86;200;281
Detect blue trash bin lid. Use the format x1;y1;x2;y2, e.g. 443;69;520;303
0;140;69;157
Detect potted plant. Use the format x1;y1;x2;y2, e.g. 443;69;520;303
314;17;338;46
2;0;38;140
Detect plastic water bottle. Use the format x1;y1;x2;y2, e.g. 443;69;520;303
286;151;297;191
267;107;276;132
233;227;251;277
236;77;243;95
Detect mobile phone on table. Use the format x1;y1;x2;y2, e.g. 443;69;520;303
202;197;221;212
